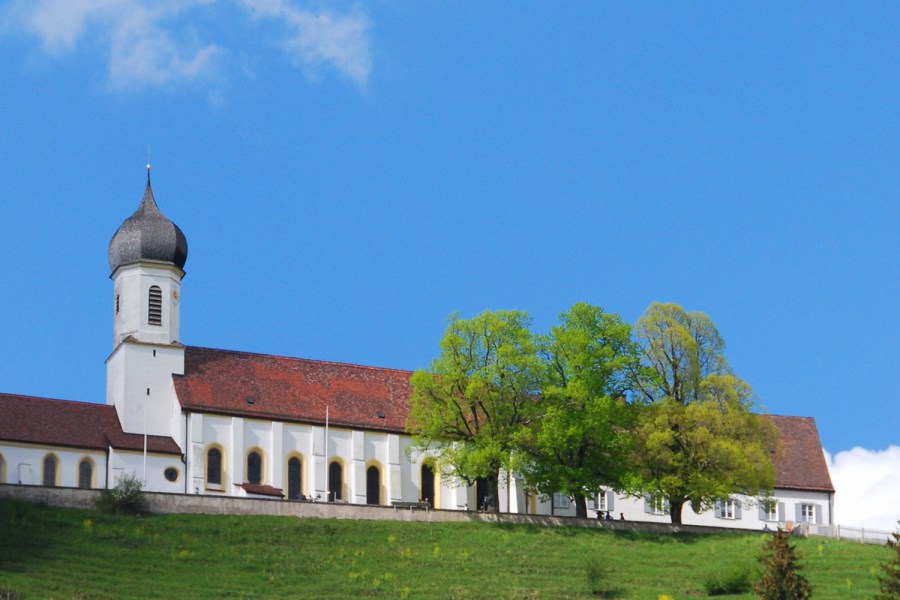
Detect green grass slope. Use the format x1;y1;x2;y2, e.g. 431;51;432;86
0;499;889;599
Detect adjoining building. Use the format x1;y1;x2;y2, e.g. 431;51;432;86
0;178;835;529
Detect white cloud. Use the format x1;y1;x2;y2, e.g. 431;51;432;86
2;0;371;90
826;445;900;532
236;0;371;87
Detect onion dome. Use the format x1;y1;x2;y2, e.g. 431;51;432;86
108;175;188;273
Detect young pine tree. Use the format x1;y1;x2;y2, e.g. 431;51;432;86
753;530;813;600
876;522;900;600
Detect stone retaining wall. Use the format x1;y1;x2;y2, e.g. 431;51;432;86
0;483;753;536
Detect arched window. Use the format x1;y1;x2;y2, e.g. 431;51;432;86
0;453;5;484
78;458;93;489
43;455;58;487
366;465;381;505
287;456;303;500
328;461;343;501
421;463;435;506
207;447;223;488
148;285;162;325
247;450;263;485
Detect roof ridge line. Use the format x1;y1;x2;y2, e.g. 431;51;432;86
185;344;416;375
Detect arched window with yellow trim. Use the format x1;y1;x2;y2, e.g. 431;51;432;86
328;460;343;502
206;446;225;490
78;458;93;489
421;462;436;506
247;449;264;485
287;455;303;500
366;464;382;505
0;453;6;484
43;454;59;487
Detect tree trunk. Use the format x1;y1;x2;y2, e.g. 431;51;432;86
669;498;685;524
574;494;588;518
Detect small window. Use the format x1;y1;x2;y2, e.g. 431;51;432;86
78;458;93;489
247;451;263;485
43;455;58;487
800;503;816;523
115;294;120;315
553;493;570;509
0;453;5;484
645;494;669;515
716;499;740;520
207;447;223;488
164;467;179;482
760;500;779;522
597;490;607;512
148;285;162;325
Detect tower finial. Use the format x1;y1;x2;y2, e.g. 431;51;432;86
146;145;152;185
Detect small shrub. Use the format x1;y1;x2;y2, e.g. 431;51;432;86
704;566;752;595
876;522;900;600
753;530;812;600
585;556;622;597
95;473;148;515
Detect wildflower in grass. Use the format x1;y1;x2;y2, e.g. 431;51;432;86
432;544;441;556
387;534;396;543
82;519;92;530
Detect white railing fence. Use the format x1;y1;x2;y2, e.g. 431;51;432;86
802;522;894;544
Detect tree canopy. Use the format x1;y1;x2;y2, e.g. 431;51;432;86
628;302;778;524
406;310;543;512
517;302;639;517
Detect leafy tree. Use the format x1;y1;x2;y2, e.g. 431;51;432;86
517;303;639;517
876;521;900;600
753;529;813;599
628;302;777;524
407;310;543;512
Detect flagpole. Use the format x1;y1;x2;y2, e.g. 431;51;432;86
324;405;330;501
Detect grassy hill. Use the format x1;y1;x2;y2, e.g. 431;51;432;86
0;499;890;599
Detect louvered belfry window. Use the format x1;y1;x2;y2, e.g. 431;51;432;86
148;286;162;325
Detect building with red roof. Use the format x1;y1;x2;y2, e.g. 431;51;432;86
0;177;834;529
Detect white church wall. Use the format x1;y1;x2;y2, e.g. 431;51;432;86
108;449;183;493
106;342;185;438
0;443;106;489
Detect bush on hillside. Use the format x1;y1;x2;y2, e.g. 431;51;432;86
95;473;147;515
753;530;812;600
876;522;900;600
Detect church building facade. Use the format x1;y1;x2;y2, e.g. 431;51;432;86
0;179;835;530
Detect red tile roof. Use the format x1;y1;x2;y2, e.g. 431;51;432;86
766;415;834;493
0;393;181;455
174;346;412;434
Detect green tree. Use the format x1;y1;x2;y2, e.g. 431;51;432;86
517;303;639;517
407;310;543;512
876;522;900;600
628;302;777;524
753;530;813;599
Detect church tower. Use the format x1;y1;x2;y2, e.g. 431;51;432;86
106;172;188;439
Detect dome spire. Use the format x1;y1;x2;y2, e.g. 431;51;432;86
108;169;188;274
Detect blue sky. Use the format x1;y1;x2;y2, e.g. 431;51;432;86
0;2;897;528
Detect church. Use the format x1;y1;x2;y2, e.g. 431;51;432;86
0;177;835;529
